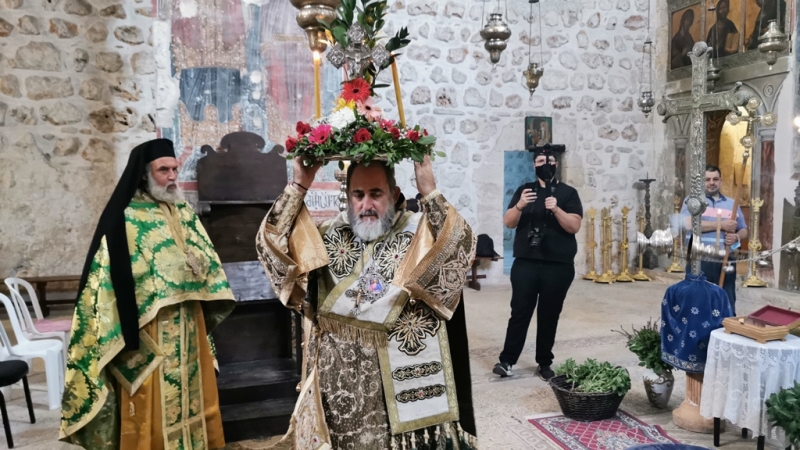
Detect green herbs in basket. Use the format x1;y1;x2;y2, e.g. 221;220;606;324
766;382;800;448
555;358;631;397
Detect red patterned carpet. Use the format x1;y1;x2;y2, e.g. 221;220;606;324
528;410;681;450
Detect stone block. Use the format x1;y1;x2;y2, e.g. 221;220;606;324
610;113;625;124
49;18;78;38
489;90;503;107
407;0;437;15
64;0;92;15
614;36;626;52
86;21;108;42
0;101;6;125
100;4;126;18
464;87;485;107
73;48;88;72
587;12;600;28
561;8;579;27
430;67;447;84
559;51;579;70
131;51;155;74
79;78;105;100
552;96;572;109
611;153;620;167
594;39;610;50
141;113;155;132
11;106;36;124
407;46;440;62
53;137;81;156
577;95;594;112
40;102;81;125
418;23;429;38
542;70;568;90
410;86;431;105
435;87;457;107
88;106;136;132
0;75;21;98
608;75;628;94
597;125;619;140
434;26;454;41
571;73;585;90
0;0;23;8
502;70;516;83
447;47;468;64
460;28;470;42
593;115;608;125
114;26;144;45
588;74;605;90
621;124;638;141
544;11;559;26
110;79;140;101
595;98;613;112
450;142;468;167
619;58;631;69
135;7;151;16
546;34;569;48
582;53;601;68
459;119;477;134
505;94;522;109
42;0;56;11
452;68;466;84
576;30;589;48
18;16;40;35
95;52;123;72
441;171;465;188
623;15;645;30
444;1;464;17
81;138;113;162
587;153;602;165
15;42;61;71
475;71;491;86
0;18;14;37
25;76;74;100
443;118;455;134
519;30;540;46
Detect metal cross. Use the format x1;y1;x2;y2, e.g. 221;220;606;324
326;23;390;79
657;41;750;275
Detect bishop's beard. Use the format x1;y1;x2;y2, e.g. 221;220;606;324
146;171;185;204
348;203;395;242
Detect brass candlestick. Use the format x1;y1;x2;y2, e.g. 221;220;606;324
595;208;615;284
616;206;635;282
667;197;685;273
583;207;598;280
632;213;651;281
743;198;768;287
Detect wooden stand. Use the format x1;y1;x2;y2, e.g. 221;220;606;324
467;256;501;291
673;372;716;433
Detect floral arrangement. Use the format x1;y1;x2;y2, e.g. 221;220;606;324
285;78;440;167
284;0;443;167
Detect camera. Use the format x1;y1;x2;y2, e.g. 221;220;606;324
528;228;544;248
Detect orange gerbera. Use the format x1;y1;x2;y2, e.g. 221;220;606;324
341;78;372;103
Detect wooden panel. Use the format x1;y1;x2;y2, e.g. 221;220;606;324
221;261;277;302
196;131;287;202
212;300;291;365
201;204;271;263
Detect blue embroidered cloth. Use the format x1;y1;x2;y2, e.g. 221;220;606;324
661;272;733;372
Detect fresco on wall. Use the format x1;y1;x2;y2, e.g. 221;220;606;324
670;4;703;69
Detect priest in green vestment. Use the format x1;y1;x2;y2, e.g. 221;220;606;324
256;154;478;449
60;139;235;450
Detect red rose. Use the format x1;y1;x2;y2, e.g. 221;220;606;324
285;136;298;152
390;127;401;140
296;121;312;135
354;128;372;143
406;129;420;142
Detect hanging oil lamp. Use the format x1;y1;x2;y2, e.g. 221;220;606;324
758;20;788;67
637;38;654;117
480;13;511;67
290;0;340;53
521;0;543;97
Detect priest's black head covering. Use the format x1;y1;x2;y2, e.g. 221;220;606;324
76;138;176;351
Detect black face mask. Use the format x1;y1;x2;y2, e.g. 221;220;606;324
535;163;556;182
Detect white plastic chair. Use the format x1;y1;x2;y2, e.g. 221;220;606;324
0;293;64;410
5;278;71;364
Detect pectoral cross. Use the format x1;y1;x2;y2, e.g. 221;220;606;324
326;23;391;79
657;41;750;275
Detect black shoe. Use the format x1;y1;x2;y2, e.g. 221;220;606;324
493;362;513;377
538;365;555;381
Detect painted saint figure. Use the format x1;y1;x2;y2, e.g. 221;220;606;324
671;9;696;69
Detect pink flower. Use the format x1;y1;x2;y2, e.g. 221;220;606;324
379;119;396;130
285;136;298;152
406;129;420;142
308;124;332;145
356;97;382;122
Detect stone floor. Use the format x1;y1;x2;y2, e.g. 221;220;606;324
2;276;792;449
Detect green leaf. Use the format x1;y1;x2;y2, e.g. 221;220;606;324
435;151;446;158
416;136;436;145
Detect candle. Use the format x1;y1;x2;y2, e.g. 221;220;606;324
313;51;321;120
390;58;406;128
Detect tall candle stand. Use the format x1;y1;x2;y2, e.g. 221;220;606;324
743;198;768;287
639;176;659;269
616;206;635;282
583;207;598;280
595;208;616;284
632;213;652;281
666;197;685;273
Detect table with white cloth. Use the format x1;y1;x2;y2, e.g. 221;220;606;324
700;328;800;450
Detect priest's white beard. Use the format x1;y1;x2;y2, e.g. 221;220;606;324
348;203;395;242
146;171;184;204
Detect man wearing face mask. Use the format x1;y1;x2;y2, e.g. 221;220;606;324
494;146;583;380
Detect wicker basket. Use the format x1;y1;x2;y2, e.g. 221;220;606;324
549;375;626;421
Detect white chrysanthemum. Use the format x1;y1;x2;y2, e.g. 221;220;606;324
328;108;357;129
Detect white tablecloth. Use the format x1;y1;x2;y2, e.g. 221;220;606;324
700;328;800;442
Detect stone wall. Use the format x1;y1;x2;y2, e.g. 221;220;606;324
0;0;156;277
380;0;658;282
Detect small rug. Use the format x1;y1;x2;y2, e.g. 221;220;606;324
528;410;681;450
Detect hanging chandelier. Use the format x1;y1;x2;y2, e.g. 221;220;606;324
290;0;341;53
758;19;788;67
480;0;511;67
522;0;544;97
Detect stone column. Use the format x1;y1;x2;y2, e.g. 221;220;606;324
673;372;716;433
